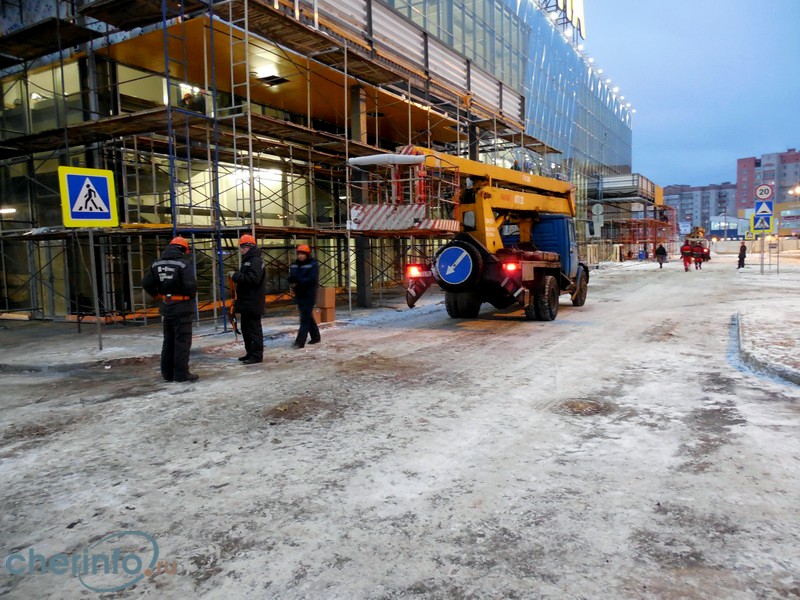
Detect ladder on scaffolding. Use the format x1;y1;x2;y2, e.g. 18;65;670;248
218;0;255;230
161;0;199;234
126;234;151;324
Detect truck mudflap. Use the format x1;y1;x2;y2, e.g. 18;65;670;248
498;267;526;307
405;264;435;308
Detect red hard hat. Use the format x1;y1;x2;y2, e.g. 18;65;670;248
296;244;311;254
169;236;189;250
239;234;256;246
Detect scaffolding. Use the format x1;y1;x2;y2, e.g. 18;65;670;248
0;0;557;323
586;174;677;263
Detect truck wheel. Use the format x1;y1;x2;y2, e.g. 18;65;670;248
457;291;481;318
571;267;588;307
444;291;461;318
535;275;559;321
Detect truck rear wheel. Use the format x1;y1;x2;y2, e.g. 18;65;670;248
444;291;461;318
571;267;588;307
457;291;481;318
535;275;559;321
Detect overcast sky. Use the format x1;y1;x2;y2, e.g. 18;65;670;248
582;1;800;187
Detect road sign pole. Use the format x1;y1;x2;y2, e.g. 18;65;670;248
759;234;764;275
88;229;103;351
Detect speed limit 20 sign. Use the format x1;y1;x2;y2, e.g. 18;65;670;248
755;184;773;200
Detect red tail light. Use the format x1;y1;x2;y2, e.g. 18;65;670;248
406;264;423;278
502;262;520;272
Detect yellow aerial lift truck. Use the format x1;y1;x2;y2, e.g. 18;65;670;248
399;147;590;320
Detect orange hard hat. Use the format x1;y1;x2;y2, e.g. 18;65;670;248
239;234;256;246
296;244;311;254
169;236;189;250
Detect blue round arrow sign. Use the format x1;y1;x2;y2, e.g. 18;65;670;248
436;246;473;285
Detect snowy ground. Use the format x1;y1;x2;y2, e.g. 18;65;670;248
1;253;799;599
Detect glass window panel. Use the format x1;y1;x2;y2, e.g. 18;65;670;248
118;65;165;112
29;69;57;133
1;78;28;138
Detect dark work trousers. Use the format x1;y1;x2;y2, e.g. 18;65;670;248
240;312;264;360
738;256;745;269
295;300;320;347
161;315;193;381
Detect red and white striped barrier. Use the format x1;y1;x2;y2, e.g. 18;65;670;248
349;205;460;232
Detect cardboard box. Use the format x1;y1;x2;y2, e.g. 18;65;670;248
316;286;336;308
312;306;335;323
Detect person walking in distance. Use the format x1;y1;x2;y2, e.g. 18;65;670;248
142;236;199;382
680;239;693;272
228;234;266;365
737;241;747;269
288;244;320;349
692;241;705;270
655;244;668;269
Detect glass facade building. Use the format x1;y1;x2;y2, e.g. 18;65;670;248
385;0;633;178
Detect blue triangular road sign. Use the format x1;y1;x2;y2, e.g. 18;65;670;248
67;175;111;218
753;216;771;230
755;201;773;216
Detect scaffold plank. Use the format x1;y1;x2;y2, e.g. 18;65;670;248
0;108;206;159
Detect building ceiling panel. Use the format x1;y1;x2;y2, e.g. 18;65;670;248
81;0;207;29
0;18;103;61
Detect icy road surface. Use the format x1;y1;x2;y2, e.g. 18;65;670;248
1;254;799;599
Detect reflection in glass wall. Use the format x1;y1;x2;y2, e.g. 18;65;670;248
1;62;84;136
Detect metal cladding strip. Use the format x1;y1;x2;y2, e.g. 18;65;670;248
501;276;509;287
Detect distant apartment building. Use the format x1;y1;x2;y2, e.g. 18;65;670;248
663;182;737;234
736;148;800;235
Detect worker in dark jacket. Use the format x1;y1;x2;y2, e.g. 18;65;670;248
142;236;199;382
655;244;667;269
737;242;747;269
288;244;320;348
228;234;266;364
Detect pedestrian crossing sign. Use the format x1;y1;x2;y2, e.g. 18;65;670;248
59;166;118;227
750;214;773;233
